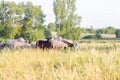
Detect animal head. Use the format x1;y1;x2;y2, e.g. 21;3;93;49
46;37;52;41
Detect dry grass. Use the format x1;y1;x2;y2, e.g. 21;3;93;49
0;43;120;80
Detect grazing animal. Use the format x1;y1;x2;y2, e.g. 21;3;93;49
12;41;30;49
36;38;75;50
6;40;18;47
36;39;52;50
62;39;74;47
6;37;29;48
18;37;26;42
48;39;68;50
0;42;6;49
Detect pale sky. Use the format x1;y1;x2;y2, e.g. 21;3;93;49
2;0;120;28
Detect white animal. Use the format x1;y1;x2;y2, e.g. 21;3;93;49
6;37;27;48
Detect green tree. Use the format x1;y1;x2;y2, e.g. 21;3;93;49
87;25;95;33
44;28;52;38
53;0;82;40
0;0;18;39
47;23;56;32
115;29;120;38
16;1;46;40
23;28;45;42
96;27;115;35
64;27;81;40
0;1;46;41
96;29;104;34
104;26;115;34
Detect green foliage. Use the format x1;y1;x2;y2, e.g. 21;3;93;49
0;0;18;39
82;33;101;40
104;26;115;34
96;26;115;34
96;34;102;39
0;25;18;39
86;25;95;33
0;1;46;41
53;0;82;40
115;29;120;38
47;23;56;32
63;27;81;40
44;29;52;38
82;35;98;39
21;28;45;42
96;29;104;34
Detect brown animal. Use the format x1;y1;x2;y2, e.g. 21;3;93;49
48;39;68;50
36;39;52;50
0;42;6;49
62;39;74;47
36;38;69;50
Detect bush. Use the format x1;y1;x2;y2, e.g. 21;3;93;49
0;25;18;39
44;29;52;38
21;29;45;42
82;35;98;39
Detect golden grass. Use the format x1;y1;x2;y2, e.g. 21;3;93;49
0;43;120;80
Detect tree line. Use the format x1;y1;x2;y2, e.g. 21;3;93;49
0;0;46;42
0;0;82;42
83;26;120;39
0;0;119;42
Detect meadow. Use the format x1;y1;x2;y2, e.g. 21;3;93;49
0;42;120;80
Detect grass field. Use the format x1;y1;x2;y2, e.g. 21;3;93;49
0;42;120;80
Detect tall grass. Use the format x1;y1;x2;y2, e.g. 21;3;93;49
0;43;120;80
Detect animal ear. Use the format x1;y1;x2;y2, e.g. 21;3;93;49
46;37;52;40
46;38;49;41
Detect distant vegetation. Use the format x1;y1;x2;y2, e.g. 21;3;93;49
82;26;120;40
0;0;120;42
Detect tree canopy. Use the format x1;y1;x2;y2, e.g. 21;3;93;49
0;0;46;41
53;0;82;40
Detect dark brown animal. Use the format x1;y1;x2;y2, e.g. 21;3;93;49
0;42;6;49
36;37;68;50
36;39;52;50
62;39;74;47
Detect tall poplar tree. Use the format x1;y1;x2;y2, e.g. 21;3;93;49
53;0;82;40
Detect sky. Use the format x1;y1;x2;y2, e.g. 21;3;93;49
2;0;120;28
